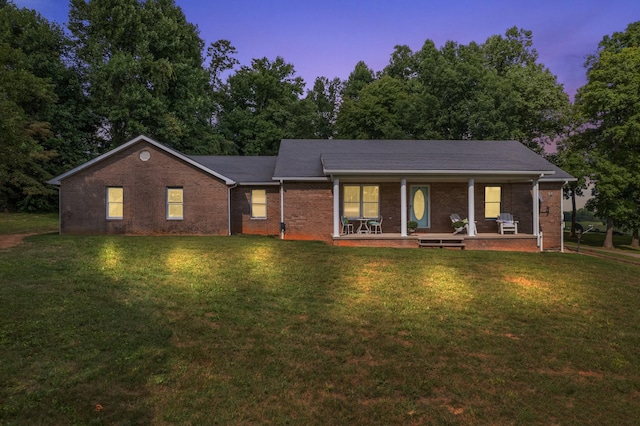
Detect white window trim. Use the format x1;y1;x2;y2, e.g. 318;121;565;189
251;189;267;219
106;187;123;220
167;187;184;220
484;185;501;219
343;184;380;219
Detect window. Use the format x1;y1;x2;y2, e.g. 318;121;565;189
343;185;379;218
485;186;501;219
106;187;123;219
167;188;183;220
251;189;267;218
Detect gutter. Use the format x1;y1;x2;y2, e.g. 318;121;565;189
272;176;330;182
322;168;556;176
561;179;568;253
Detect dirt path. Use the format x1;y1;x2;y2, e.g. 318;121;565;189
0;234;37;250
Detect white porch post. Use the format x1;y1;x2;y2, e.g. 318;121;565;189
280;180;285;240
400;178;407;236
333;178;340;238
533;178;540;245
467;178;476;236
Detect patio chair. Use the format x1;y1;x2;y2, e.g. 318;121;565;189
450;213;469;235
341;216;354;234
496;213;518;234
368;216;383;234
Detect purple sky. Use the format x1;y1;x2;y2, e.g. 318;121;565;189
14;0;640;98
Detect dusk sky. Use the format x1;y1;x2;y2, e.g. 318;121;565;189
13;0;640;98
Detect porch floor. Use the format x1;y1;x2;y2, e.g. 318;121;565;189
332;232;538;251
333;232;535;240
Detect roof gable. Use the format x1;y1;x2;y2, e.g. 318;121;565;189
47;135;235;185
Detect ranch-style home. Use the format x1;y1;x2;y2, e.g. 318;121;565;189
48;135;575;252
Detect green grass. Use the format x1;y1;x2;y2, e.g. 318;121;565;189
0;212;58;234
1;216;639;424
565;230;638;251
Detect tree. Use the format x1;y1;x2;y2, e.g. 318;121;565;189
304;76;341;139
341;61;376;101
0;42;55;210
0;1;94;211
553;111;591;237
335;28;570;149
216;56;313;155
575;21;640;248
337;75;416;139
69;0;219;153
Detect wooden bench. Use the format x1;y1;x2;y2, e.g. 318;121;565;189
417;237;465;249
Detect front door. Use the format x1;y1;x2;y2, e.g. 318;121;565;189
410;186;429;228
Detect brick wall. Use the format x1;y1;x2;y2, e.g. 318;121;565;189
427;182;468;232
539;183;564;251
282;182;333;241
59;142;229;235
230;186;281;236
465;236;538;252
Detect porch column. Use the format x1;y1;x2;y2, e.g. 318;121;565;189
533;178;540;244
400;178;407;236
333;178;340;238
467;178;476;236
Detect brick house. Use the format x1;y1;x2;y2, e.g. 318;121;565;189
48;135;574;251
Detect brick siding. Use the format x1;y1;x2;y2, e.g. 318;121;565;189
59;142;229;235
539;183;564;251
230;186;281;236
58;142;565;252
282;182;333;242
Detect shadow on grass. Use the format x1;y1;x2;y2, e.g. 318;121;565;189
0;235;172;424
1;234;639;424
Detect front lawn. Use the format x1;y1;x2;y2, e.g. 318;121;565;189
1;223;639;424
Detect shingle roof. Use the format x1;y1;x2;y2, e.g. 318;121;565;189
189;156;277;184
48;136;574;187
273;139;573;181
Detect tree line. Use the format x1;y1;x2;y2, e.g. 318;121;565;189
0;1;637;247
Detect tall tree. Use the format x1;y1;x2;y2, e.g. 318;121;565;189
69;0;219;153
0;1;94;210
216;56;313;155
336;28;569;149
553;118;590;237
576;21;640;248
304;76;341;139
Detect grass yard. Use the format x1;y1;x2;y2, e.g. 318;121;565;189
0;212;59;235
1;216;639;424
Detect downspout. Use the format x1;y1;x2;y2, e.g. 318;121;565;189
280;180;285;240
56;186;61;234
561;180;568;253
227;183;237;236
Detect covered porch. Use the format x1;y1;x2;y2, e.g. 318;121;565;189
330;176;548;251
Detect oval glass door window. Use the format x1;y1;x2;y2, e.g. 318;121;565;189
413;190;425;221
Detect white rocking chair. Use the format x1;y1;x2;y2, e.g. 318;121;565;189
450;213;473;235
496;213;518;234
